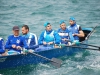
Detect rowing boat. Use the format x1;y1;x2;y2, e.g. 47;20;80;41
0;28;93;69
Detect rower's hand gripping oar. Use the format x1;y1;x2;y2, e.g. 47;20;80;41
23;50;62;68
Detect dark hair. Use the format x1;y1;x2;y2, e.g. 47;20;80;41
22;25;29;31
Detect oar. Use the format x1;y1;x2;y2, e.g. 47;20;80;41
59;44;100;51
81;43;100;49
70;41;100;49
85;25;98;40
24;50;62;68
70;45;100;51
65;40;100;49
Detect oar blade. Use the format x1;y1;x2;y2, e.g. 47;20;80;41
50;58;62;68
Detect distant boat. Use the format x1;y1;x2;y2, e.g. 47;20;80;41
0;28;93;69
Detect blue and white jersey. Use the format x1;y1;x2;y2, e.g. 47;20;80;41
57;28;74;44
0;37;5;54
22;32;38;49
5;35;23;53
38;30;61;45
58;28;69;44
67;24;80;40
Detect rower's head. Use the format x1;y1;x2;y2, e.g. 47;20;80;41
44;22;52;31
12;26;19;36
69;17;76;25
59;20;66;30
22;25;29;35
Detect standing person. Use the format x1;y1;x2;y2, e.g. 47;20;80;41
57;20;74;45
38;22;61;49
5;26;23;55
67;17;84;41
0;37;6;56
21;25;39;50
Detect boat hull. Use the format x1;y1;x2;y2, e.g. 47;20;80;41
0;45;85;69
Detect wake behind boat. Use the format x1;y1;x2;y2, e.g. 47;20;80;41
0;27;95;69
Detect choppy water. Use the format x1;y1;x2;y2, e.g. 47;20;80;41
0;0;100;75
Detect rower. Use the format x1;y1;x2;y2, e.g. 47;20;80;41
5;26;23;55
38;22;61;50
57;20;74;45
67;17;84;43
21;25;39;52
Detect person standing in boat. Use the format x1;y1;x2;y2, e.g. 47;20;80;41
38;22;61;49
5;26;24;55
67;17;84;42
0;37;6;56
57;20;74;45
21;25;39;51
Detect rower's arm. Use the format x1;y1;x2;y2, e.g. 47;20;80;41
5;36;12;49
74;26;84;37
69;31;74;42
34;34;38;45
76;30;84;37
54;31;61;44
31;33;38;45
38;32;44;45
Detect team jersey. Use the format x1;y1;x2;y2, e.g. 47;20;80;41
57;28;74;44
5;35;24;53
22;32;39;49
67;24;82;40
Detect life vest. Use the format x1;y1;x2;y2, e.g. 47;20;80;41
44;30;54;43
67;24;80;40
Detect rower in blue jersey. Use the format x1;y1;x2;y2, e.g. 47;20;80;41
57;20;74;45
0;37;6;56
67;17;84;42
38;22;61;50
21;25;39;51
5;26;25;55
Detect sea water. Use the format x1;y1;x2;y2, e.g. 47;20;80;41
0;0;100;75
